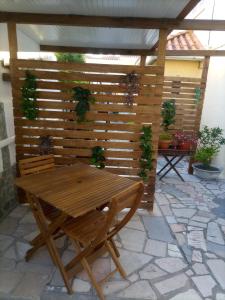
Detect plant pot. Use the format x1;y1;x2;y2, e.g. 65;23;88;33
178;141;191;151
159;140;172;150
193;163;223;180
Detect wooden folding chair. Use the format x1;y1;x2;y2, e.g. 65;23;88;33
61;181;144;299
18;155;64;260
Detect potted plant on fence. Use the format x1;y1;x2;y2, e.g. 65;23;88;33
174;131;197;151
193;126;225;179
159;99;176;149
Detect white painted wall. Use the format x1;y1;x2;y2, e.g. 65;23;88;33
187;0;225;177
0;23;40;168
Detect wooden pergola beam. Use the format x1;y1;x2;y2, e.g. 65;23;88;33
40;45;225;57
1;12;225;31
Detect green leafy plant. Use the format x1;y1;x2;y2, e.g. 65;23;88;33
138;126;153;182
159;132;172;141
161;99;176;132
194;87;201;104
55;53;85;63
91;146;106;169
21;71;38;120
195;126;225;168
72;86;95;122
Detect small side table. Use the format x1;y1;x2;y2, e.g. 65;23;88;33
157;149;194;181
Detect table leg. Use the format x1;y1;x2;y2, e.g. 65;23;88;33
157;156;177;175
159;156;185;181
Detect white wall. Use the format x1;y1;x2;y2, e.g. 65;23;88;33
0;23;40;168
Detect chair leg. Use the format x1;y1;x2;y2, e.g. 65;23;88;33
106;241;126;279
81;257;105;300
109;238;120;257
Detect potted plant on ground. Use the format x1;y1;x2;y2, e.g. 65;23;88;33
174;131;197;151
193;126;225;179
159;99;176;149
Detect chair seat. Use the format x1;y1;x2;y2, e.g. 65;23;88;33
62;210;106;245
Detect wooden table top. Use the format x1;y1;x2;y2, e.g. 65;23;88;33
15;163;138;218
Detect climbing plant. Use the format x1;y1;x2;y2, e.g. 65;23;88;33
21;71;38;120
72;86;95;122
194;87;201;104
120;71;140;106
138;126;153;182
91;146;106;169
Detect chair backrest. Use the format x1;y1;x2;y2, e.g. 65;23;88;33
92;181;144;247
19;154;55;176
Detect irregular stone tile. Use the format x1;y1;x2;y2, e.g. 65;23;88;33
216;293;225;300
175;233;186;246
29;248;54;266
187;230;206;251
188;221;207;228
0;234;14;253
216;218;225;226
155;257;187;273
119;227;146;252
0;270;23;293
192;250;202;263
171;204;185;208
9;205;28;218
142;216;174;243
185;269;194;276
152;203;162;216
118;280;156;299
144;239;167;257
92;258;111;282
16;241;32;260
139;263;167;280
24;230;40;241
181;244;192;263
0;257;16;271
19;211;36;224
192;215;211;223
4;245;17;260
193;263;209;275
12;272;49;298
207;259;225;289
172;208;196;219
115;249;152;275
188;226;203;231
16;261;53;276
206;252;217;259
192;275;216;297
128;273;139;282
103;280;129;295
155;193;169;205
13;223;38;238
207;242;225;258
0;217;18;235
166;216;177;224
170;224;186;233
169;289;202;300
72;279;91;293
126;215;145;231
207;222;224;245
160;205;173;216
177;218;189;224
168;244;183;258
155;273;188;295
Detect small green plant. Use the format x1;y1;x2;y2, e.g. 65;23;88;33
195;126;225;168
21;71;38;120
72;86;95;122
91;146;106;169
161;99;176;131
194;87;201;104
138;126;153;182
159;132;172;141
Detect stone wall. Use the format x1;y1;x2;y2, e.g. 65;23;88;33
0;102;17;221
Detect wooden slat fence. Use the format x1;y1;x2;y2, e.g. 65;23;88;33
163;76;206;133
12;59;165;209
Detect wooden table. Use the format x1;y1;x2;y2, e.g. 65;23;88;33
157;149;194;181
15;163;138;275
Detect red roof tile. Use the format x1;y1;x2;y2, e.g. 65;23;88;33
167;31;204;50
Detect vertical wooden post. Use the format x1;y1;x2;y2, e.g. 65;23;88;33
188;56;210;174
148;29;168;210
7;22;18;60
140;55;146;67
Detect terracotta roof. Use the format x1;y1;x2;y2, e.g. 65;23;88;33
167;31;204;50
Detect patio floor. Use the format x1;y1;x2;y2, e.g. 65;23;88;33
0;159;225;300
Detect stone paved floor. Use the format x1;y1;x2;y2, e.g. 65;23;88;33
0;159;225;300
